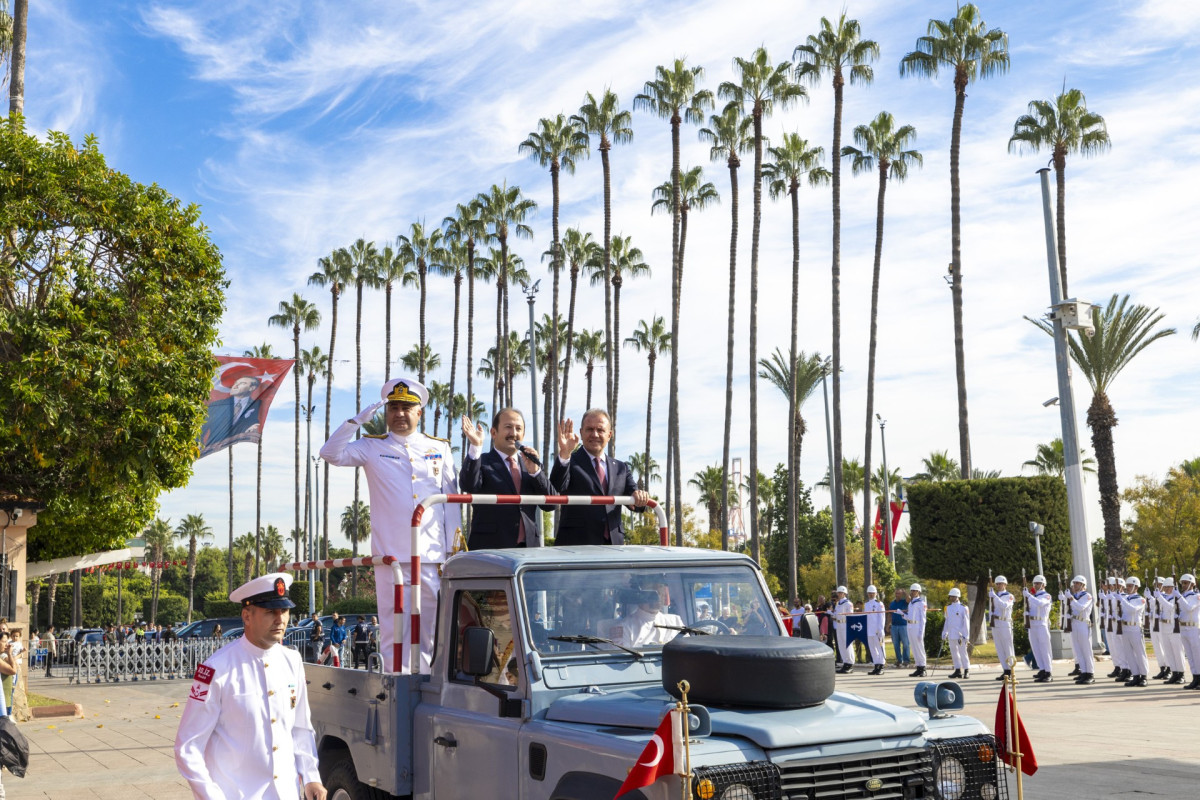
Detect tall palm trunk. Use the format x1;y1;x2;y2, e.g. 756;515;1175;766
466;240;476;423
1054;151;1068;298
602;145;615;421
950;72;972;479
721;157;740;552
493;272;503;417
550;164;562;440
322;288;340;575
747;108;764;562
560;259;580;422
385;281;393;380
861;160;889;583
354;279;364;567
228;449;235;590
643;352;658;491
287;323;302;576
449;269;462;438
187;538;198;623
47;573;58;631
8;0;26;118
830;72;849;588
612;274;624;447
1088;391;1124;572
787;181;800;602
668;111;683;543
585;361;594;410
418;259;428;384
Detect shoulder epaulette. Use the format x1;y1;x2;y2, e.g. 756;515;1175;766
364;433;388;439
426;434;451;444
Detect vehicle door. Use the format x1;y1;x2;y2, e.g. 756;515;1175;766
429;584;525;797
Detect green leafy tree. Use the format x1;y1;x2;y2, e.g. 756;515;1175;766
442;202;487;433
376;243;415;381
1030;294;1175;573
401;344;441;377
1123;468;1200;578
914;450;961;482
1008;86;1110;296
689;466;729;533
299;345;329;565
627;452;661;488
175;514;213;623
396;225;442;385
901;3;1009;481
143;516;173;624
0;128;224;560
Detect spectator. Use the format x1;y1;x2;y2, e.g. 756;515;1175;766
213;623;223;639
351;617;371;669
0;630;14;714
887;587;911;667
329;615;347;661
44;625;58;677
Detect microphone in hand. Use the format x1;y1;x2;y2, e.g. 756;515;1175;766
515;443;542;467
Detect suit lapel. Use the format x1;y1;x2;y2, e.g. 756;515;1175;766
492;449;520;492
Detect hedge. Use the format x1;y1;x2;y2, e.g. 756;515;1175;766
145;593;189;626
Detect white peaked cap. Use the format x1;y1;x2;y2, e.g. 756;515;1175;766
948;588;961;597
910;583;922;592
994;575;1007;584
835;586;847;594
1126;576;1141;587
1072;575;1087;586
866;585;877;594
1107;576;1118;584
1162;577;1175;587
1032;574;1046;584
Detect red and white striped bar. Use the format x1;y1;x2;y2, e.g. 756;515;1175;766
407;494;668;675
277;555;405;670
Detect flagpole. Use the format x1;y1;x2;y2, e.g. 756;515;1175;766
1005;657;1024;800
677;680;692;800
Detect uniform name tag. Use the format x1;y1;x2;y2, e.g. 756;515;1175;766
193;664;215;684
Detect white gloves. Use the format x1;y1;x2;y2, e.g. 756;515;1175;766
352;401;384;425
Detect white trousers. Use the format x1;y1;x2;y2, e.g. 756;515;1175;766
867;633;886;665
992;623;1015;671
1068;623;1094;674
948;637;970;670
374;563;440;673
1109;623;1126;669
1181;627;1200;674
835;622;855;666
1159;630;1185;672
1029;622;1052;674
1149;625;1166;668
910;626;926;667
1121;627;1149;677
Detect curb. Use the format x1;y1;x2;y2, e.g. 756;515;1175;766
31;703;83;719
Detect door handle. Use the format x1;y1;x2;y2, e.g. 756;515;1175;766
434;734;457;749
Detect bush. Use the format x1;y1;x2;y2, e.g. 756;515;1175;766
145;593;188;626
203;591;240;618
291;580;323;612
330;597;379;615
924;609;945;656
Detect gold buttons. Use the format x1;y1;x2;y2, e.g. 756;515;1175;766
268;690;275;696
272;717;277;723
273;746;278;752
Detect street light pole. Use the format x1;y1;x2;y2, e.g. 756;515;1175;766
523;280;543;543
1037;168;1098;649
821;358;843;587
877;414;893;568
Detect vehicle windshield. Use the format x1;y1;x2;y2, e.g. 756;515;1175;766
520;563;778;655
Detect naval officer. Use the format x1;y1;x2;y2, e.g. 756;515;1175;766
320;377;461;673
174;573;324;800
988;576;1016;680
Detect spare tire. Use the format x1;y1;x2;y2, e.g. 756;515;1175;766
662;635;834;708
796;612;821;640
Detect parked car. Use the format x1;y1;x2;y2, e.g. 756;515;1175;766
176;617;243;640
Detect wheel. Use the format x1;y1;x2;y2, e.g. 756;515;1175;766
663;635;835;708
690;620;734;635
324;754;374;800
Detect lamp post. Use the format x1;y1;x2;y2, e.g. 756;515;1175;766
309;455;319;616
522;280;543;542
820;357;843;586
877;414;893;567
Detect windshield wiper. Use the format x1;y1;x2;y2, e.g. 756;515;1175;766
654;623;711;636
548;634;644;659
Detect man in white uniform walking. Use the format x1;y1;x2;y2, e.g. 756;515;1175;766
942;587;971;679
1024;575;1053;682
906;584;928;678
863;585;886;675
989;576;1015;681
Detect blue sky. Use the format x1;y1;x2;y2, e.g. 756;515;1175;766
24;1;1200;556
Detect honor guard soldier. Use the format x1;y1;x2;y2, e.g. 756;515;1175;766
1116;576;1149;687
1176;574;1200;689
320;377;461;673
1147;576;1169;679
1065;576;1096;684
1154;578;1186;684
174;573;324;800
989;576;1016;680
906;584;928;677
1023;575;1054;682
863;586;886;675
942;587;971;679
1105;577;1128;678
832;587;855;673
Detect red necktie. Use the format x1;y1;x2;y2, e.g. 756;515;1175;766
510;455;525;544
595;456;608;493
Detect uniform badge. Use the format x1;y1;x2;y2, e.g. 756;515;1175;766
188;663;215;702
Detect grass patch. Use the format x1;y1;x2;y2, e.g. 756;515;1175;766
27;692;71;708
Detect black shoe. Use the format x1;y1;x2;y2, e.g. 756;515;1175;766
909;667;926;678
962;669;970;679
1033;671;1052;683
838;664;854;674
1125;675;1147;687
995;670;1010;681
1115;669;1131;682
1068;665;1081;676
1106;667;1122;678
1075;673;1095;685
1185;677;1200;690
948;669;962;679
1154;666;1171;679
1166;671;1184;685
870;665;884;675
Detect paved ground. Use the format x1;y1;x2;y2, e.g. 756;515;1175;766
10;655;1197;799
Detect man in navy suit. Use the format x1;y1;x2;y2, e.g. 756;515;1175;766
459;408;552;548
550;409;649;546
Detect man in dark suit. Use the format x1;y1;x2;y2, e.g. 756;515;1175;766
459;408;552;548
550;409;649;546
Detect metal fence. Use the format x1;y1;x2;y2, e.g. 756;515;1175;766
67;638;225;684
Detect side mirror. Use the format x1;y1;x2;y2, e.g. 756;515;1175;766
914;681;964;719
462;626;495;677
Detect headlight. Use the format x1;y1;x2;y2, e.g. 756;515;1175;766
691;762;780;800
720;784;755;800
934;755;966;800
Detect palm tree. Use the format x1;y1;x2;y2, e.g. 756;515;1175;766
1008;86;1109;297
759;347;827;599
575;90;635;421
532;313;567;459
699;102;751;549
597;234;650;443
743;470;776;542
520;114;588;435
395;224;443;385
234;533;256;583
625;316;671;491
636;58;715;540
1031;294;1175;573
428;380;451;438
341;499;371;594
841;110;921;591
689;466;729;534
241;342;278;578
143;517;172;624
479;184;537;411
261;525;285;573
480;331;532;406
376;243;415;381
628;452;661;488
763;132;830;598
914;450;960;482
718;47;804;561
573;329;607;409
901;3;1010;482
795;13;879;587
556;228;600;420
175;514;213;623
818;458;864;525
308;247;354;576
401;344;441;377
267;294;320;575
299;345;329;561
443;201;488;430
1023;438;1097;478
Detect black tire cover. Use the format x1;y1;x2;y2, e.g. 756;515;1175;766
662;635;835;708
796;612;821;640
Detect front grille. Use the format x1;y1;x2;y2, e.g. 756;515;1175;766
929;735;1009;800
777;747;934;799
692;762;782;800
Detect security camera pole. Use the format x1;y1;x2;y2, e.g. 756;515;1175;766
1037;168;1099;650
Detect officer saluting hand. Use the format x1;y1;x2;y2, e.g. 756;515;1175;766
175;572;326;800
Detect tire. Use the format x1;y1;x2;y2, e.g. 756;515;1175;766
662;635;835;708
324;755;374;800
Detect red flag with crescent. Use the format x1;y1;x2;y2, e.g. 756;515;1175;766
614;708;684;798
197;355;295;459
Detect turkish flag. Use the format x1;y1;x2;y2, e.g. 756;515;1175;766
995;682;1037;776
614;708;684;798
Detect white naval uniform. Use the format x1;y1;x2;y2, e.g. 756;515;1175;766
1066;590;1094;675
1023;588;1053;674
1177;589;1200;676
942;602;971;671
988;589;1015;670
1105;589;1126;671
906;596;927;667
174;636;319;800
832;597;855;667
607;609;685;648
1146;586;1166;671
1153;590;1185;673
320;421;461;673
863;598;887;666
1116;592;1149;678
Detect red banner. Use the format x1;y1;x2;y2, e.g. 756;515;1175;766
871;501;905;556
197;355;295;459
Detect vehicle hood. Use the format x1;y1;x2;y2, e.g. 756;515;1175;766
545;688;927;749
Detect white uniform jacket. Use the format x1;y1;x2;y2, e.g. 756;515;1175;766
942;602;970;641
1070;590;1094;625
1116;592;1146;627
320;422;462;563
832;598;855;630
988;589;1014;625
1023;589;1052;626
863;599;886;638
1178;589;1200;625
906;596;927;635
175;637;319;800
607;609;685;647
